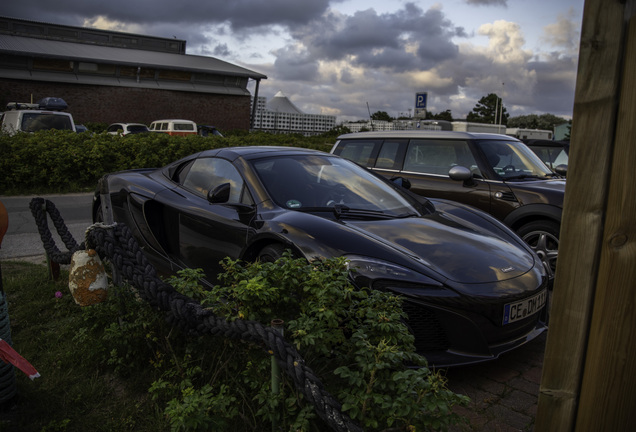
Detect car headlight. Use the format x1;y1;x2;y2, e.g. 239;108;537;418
345;255;442;286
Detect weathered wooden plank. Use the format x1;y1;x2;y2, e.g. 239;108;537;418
535;0;630;430
574;13;636;431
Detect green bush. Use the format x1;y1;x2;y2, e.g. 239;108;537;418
2;247;468;431
0;130;335;195
138;253;469;431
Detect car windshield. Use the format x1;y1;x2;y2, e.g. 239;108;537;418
128;125;149;133
476;140;555;180
252;154;420;217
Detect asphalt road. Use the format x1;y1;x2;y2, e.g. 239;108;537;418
0;193;94;261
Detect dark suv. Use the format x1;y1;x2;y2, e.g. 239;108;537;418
331;130;565;284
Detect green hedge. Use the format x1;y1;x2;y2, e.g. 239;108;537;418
0;131;336;195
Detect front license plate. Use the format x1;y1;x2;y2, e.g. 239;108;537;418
502;290;547;325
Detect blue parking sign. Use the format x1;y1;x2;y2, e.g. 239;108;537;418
415;92;427;109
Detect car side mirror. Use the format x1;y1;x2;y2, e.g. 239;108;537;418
390;177;411;190
448;165;474;185
208;183;230;204
554;164;568;176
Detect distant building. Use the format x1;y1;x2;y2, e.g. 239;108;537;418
0;16;267;130
341;119;442;132
251;91;336;136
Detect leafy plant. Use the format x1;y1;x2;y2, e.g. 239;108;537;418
194;252;469;431
2;255;469;432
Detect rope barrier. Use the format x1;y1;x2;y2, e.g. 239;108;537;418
28;197;362;432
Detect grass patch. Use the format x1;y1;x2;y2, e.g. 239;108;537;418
0;256;469;432
0;261;166;432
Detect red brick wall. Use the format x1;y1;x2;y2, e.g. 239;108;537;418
0;79;252;130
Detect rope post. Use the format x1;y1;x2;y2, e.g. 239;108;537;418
270;319;284;432
42;203;60;281
98;178;121;287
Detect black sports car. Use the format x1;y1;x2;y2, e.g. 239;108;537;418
93;146;548;367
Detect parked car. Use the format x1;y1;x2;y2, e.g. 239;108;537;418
107;122;150;136
93;146;548;367
75;124;89;133
0;98;76;135
524;139;570;176
331;131;565;285
197;124;223;137
149;119;197;136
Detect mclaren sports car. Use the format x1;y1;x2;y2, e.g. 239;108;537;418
93;146;548;366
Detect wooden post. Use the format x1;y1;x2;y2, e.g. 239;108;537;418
536;0;636;430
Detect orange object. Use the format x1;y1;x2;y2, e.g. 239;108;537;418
68;249;109;306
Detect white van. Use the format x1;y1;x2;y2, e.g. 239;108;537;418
149;119;197;136
1;98;76;135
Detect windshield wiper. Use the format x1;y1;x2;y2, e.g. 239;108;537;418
332;204;408;220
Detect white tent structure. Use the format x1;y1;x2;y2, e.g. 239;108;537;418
266;91;304;114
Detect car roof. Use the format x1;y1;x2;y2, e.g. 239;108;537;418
336;130;520;141
198;146;330;161
151;119;195;123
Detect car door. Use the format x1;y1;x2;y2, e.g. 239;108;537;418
155;156;255;282
396;139;493;214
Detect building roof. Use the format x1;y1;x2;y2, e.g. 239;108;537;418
267;91;304;114
0;34;267;80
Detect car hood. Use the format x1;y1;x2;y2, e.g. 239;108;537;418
340;212;536;284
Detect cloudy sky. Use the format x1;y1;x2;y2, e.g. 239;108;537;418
0;0;584;122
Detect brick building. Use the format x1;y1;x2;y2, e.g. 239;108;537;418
0;17;267;131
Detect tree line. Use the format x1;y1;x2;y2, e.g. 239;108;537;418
368;93;572;132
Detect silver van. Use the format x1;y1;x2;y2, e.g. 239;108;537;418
0;99;76;135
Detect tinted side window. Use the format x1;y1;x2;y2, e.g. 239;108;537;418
334;140;381;167
174;123;195;131
403;140;479;176
374;140;406;169
182;157;248;203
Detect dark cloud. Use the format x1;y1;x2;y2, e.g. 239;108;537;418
290;4;463;72
0;0;334;30
213;43;232;58
0;0;580;120
271;45;320;81
524;57;577;115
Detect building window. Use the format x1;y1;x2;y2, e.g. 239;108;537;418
158;69;192;81
120;66;156;79
0;54;28;69
32;58;72;72
78;62;116;75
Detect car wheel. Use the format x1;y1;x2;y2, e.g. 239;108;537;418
257;244;288;263
517;220;559;286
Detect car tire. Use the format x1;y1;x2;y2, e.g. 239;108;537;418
517;220;559;287
257;244;288;263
